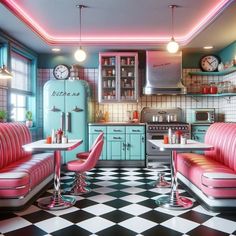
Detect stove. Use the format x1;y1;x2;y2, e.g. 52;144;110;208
147;122;190;133
141;107;191;165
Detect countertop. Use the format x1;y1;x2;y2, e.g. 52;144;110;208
88;122;145;126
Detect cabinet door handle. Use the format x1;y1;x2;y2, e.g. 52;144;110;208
113;136;121;140
132;129;140;132
197;129;206;132
95;129;103;132
113;129;122;132
122;142;126;150
142;136;145;143
126;143;130;150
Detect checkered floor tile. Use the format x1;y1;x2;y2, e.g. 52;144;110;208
1;167;236;236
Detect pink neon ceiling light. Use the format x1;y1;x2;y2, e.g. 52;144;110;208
1;0;234;46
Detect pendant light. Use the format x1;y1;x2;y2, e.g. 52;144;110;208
166;5;179;54
74;4;87;62
0;65;13;79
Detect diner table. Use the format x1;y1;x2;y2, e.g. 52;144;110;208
148;139;213;210
23;139;83;210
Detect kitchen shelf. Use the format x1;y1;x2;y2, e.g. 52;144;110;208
187;92;236;103
186;93;236;97
188;67;236;76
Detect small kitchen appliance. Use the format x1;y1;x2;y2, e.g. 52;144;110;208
191;108;215;124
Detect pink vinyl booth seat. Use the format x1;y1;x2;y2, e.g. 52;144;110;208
0;122;54;210
176;123;236;211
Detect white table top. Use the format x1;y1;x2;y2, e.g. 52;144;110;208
148;139;213;151
22;139;83;152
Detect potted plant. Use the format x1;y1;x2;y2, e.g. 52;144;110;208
0;110;7;122
25;110;33;127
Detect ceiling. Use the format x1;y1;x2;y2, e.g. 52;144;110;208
0;0;236;54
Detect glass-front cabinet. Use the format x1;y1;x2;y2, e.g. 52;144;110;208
99;52;138;103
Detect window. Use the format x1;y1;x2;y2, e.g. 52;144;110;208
10;51;33;122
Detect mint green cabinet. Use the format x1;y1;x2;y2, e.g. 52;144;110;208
89;125;145;161
126;126;145;160
88;126;107;160
107;134;126;160
191;124;210;143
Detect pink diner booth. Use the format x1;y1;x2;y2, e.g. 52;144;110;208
0;122;54;211
177;122;236;211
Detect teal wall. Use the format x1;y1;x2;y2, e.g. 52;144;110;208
38;50;221;69
38;53;99;68
182;52;207;68
38;51;147;69
218;40;236;64
37;41;236;69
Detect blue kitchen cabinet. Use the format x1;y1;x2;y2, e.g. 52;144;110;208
107;126;126;160
126;126;145;160
107;133;126;160
191;124;210;154
89;124;145;161
88;126;107;160
191;124;210;143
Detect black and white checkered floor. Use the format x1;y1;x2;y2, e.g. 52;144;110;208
1;166;236;236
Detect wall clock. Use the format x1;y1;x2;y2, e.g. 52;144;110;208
200;55;220;72
53;64;70;80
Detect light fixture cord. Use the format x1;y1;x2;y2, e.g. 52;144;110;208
171;5;175;38
79;5;82;49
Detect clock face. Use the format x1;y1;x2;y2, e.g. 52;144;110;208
53;64;70;80
200;55;220;72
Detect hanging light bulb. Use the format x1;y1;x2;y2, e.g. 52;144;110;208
74;47;87;62
74;5;87;62
0;65;13;79
166;5;179;54
167;37;179;53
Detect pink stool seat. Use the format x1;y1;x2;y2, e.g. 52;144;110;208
76;132;103;160
67;139;104;195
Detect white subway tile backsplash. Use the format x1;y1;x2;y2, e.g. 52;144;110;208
19;67;235;133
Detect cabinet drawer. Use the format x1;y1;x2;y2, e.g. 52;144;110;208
107;126;125;133
191;125;210;133
89;126;107;134
126;126;145;134
107;134;125;141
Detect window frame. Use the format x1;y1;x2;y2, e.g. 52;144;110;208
9;45;37;123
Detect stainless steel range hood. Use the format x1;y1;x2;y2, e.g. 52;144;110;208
143;51;186;95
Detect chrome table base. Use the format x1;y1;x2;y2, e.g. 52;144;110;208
38;195;76;210
155;150;193;210
38;150;76;210
149;172;171;188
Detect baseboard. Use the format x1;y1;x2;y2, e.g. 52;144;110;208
177;172;236;213
97;160;146;168
0;174;53;212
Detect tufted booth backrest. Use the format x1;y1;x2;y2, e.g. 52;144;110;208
0;122;32;169
204;123;236;171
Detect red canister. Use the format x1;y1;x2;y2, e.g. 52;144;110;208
132;110;139;120
210;83;217;94
201;84;210;94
